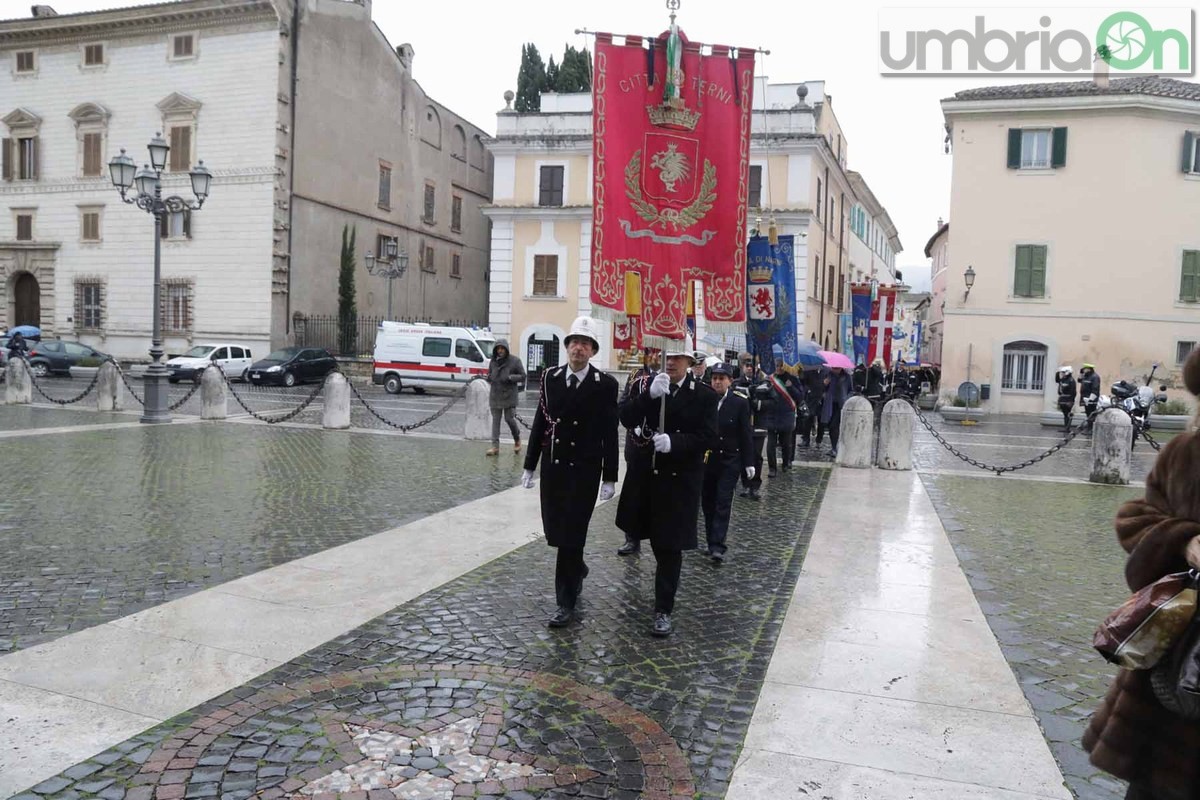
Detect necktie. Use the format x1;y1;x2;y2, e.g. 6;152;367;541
568;374;578;389
669;383;679;397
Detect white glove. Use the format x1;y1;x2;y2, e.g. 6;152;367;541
520;469;536;489
599;482;615;501
745;466;756;480
649;372;671;399
652;433;672;453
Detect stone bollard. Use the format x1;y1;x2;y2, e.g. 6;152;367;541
463;380;491;441
200;366;227;420
836;395;874;468
1090;409;1133;485
5;359;32;405
878;399;915;471
322;372;351;430
97;361;121;411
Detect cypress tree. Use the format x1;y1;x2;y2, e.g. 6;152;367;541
338;224;357;356
515;43;546;112
545;55;560;93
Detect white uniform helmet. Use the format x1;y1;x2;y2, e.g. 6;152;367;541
663;344;696;364
1058;365;1072;376
564;316;602;352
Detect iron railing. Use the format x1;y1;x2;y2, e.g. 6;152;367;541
293;314;487;358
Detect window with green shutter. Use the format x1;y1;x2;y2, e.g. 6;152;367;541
1181;251;1200;303
1014;244;1047;298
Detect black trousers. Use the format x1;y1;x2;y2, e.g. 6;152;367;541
1059;403;1074;429
1125;784;1155;800
1084;401;1098;429
798;413;815;445
767;426;796;471
740;430;765;491
554;547;587;610
652;545;683;614
702;457;740;554
817;403;843;449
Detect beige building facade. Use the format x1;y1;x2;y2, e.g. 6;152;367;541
485;80;901;375
940;77;1200;414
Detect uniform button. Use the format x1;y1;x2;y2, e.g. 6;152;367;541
571;441;576;446
653;469;659;475
672;472;678;476
555;459;560;464
573;421;578;425
570;462;575;466
555;439;560;443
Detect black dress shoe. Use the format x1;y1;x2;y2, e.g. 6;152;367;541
747;489;761;501
711;550;726;564
737;488;751;498
547;607;575;628
651;612;672;637
617;539;641;556
767;469;778;478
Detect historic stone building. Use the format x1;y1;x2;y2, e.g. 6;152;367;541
0;0;490;359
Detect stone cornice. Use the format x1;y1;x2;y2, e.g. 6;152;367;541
942;93;1200;119
0;240;60;250
481;205;592;221
0;166;276;197
0;1;279;48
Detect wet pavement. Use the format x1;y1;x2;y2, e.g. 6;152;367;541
4;467;829;800
0;407;525;654
922;473;1143;800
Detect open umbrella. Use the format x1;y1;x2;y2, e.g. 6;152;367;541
819;350;854;370
7;325;41;340
794;340;826;367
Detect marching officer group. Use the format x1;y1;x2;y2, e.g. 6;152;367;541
520;315;797;639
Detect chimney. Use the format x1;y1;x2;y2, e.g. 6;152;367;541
31;4;57;17
396;43;414;71
936;216;944;228
1094;50;1110;89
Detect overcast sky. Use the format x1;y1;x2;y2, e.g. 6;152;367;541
32;0;1199;291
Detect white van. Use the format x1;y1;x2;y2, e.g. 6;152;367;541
166;343;255;383
372;323;496;394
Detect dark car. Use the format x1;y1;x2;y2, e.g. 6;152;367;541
26;339;110;378
247;347;337;387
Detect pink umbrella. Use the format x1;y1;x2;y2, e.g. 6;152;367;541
819;350;854;370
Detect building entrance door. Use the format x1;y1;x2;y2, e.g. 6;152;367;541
13;272;40;327
527;335;560;382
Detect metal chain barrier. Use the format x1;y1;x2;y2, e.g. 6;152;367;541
345;374;479;432
222;369;326;424
113;362;146;406
167;368;211;411
19;355;103;406
908;400;1089;475
1140;427;1164;452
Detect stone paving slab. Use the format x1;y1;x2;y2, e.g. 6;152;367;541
1;467;828;800
0;405;135;430
0;421;523;654
729;468;1070;800
921;474;1142;800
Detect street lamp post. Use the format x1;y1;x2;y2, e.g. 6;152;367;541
364;237;408;321
109;134;212;424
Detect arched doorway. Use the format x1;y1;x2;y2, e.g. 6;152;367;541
13;272;40;327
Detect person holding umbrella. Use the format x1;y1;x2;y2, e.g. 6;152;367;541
616;346;719;637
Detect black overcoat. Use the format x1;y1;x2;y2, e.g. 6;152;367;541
714;391;754;471
523;364;619;549
615;372;719;551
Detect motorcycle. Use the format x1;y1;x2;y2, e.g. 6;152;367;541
1095;364;1169;448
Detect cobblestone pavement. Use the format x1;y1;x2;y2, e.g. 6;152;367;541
34;373;540;438
912;410;1162;483
8;468;828;800
0;411;524;654
922;473;1143;800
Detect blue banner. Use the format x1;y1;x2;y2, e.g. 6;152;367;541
851;288;871;367
840;314;854;358
745;234;797;375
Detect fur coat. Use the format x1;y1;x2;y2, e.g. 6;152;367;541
1083;350;1200;799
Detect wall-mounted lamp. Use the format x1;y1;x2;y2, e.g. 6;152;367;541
963;266;976;301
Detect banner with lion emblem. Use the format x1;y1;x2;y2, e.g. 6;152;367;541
589;25;755;347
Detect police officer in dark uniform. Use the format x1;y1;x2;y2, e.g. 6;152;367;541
1079;363;1101;431
702;362;754;563
616;347;719;637
735;352;768;499
618;348;660;556
522;316;620;629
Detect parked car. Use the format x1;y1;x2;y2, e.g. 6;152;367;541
247;347;338;387
166;344;255;384
25;339;110;378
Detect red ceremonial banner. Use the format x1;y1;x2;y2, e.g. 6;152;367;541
590;29;755;346
868;286;899;369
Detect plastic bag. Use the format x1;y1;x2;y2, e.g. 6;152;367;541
1094;570;1199;670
